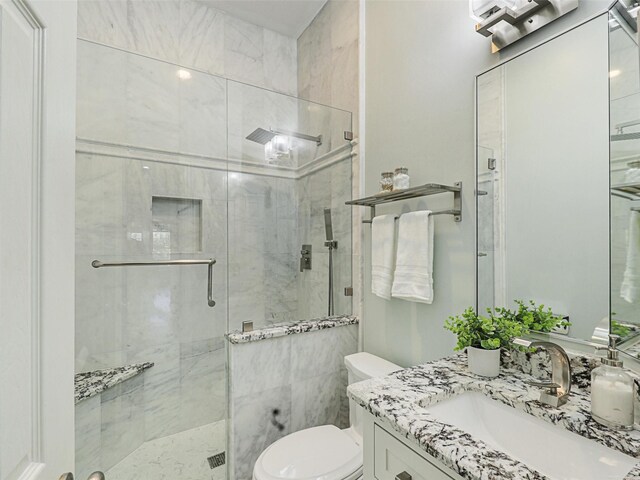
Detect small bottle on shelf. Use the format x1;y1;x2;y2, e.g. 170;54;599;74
380;172;394;193
393;167;410;190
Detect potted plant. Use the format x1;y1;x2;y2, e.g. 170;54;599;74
512;300;570;333
444;307;525;377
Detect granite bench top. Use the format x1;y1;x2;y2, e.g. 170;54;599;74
225;314;358;344
75;362;154;404
348;353;640;480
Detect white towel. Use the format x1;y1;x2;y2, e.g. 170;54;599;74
371;215;397;300
392;211;434;304
621;210;640;303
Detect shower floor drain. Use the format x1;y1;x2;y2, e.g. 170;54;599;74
207;452;226;469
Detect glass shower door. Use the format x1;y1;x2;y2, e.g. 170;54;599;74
75;40;229;480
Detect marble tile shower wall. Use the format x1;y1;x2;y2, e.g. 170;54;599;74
76;153;229;442
227;173;299;330
229;324;358;480
77;0;298;96
297;0;361;321
297;159;353;319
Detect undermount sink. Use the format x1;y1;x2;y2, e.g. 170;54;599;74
424;392;637;480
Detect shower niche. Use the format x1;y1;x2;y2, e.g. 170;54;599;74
151;196;203;256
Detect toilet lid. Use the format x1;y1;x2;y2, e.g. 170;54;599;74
254;425;362;480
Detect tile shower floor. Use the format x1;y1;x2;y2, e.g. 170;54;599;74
106;420;226;480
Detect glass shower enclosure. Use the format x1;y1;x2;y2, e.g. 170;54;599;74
74;39;352;479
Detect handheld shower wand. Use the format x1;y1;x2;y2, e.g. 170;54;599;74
324;208;337;316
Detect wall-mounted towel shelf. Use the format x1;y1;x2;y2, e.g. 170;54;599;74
346;182;462;224
612;182;640;199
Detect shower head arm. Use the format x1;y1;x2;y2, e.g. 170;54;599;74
271;128;322;146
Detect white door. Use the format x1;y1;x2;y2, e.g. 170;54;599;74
0;0;76;479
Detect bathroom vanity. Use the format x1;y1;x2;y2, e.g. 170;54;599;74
349;353;640;480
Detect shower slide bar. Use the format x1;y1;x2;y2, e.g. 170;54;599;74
91;259;216;307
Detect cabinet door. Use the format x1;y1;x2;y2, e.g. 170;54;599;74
374;425;454;480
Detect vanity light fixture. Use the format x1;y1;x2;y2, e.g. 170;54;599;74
610;69;622;78
471;0;579;53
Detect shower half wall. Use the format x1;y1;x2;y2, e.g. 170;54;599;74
74;39;353;479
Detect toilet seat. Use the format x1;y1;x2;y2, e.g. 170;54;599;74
253;425;363;480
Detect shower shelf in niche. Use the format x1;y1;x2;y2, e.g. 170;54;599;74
346;182;462;224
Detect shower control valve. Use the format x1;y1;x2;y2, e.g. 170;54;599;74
300;244;312;272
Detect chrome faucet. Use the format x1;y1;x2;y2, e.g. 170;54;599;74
513;339;572;407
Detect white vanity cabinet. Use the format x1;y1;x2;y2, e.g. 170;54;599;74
362;411;465;480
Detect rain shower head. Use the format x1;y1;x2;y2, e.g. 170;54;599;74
246;128;278;145
246;127;323;146
324;208;333;242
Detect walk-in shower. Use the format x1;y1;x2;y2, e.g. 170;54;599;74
74;38;353;480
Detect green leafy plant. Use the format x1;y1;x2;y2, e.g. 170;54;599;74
512;300;570;333
611;320;631;338
444;307;526;351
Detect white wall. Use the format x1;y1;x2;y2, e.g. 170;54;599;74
362;0;611;367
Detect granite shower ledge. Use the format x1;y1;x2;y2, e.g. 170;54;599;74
225;315;358;344
347;354;640;480
75;362;154;404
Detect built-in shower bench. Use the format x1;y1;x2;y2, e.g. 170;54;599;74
75;362;154;404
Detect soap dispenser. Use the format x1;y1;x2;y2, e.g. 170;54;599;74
591;334;634;430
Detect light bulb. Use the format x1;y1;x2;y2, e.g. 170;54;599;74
469;0;518;22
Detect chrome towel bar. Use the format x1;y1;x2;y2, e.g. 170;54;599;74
91;259;216;307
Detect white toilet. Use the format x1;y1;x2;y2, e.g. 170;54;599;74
253;352;401;480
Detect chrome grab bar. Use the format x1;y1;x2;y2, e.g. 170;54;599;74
91;259;216;307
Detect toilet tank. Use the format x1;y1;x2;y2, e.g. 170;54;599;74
344;352;401;438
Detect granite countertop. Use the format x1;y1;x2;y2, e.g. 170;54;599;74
225;314;358;344
348;353;640;480
75;362;154;404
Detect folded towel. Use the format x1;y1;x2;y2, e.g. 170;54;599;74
371;215;397;300
392;211;434;304
621;210;640;303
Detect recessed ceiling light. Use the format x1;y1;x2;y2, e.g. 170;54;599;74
176;69;192;80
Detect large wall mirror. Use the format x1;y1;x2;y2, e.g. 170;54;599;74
611;1;640;356
476;1;640;355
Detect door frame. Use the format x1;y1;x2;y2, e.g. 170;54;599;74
0;0;77;478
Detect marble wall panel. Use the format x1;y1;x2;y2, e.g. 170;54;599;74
227;172;299;330
297;0;358;132
228;324;357;480
296;158;353;320
76;152;229;449
100;374;146;470
77;0;297;96
227;81;299;165
231;385;292;480
75;395;102;480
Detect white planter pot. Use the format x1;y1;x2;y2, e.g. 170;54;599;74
467;346;501;377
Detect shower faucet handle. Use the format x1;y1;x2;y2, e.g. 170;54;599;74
300;244;312;272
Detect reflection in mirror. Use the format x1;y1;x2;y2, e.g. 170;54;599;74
476;13;610;344
609;2;640;357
